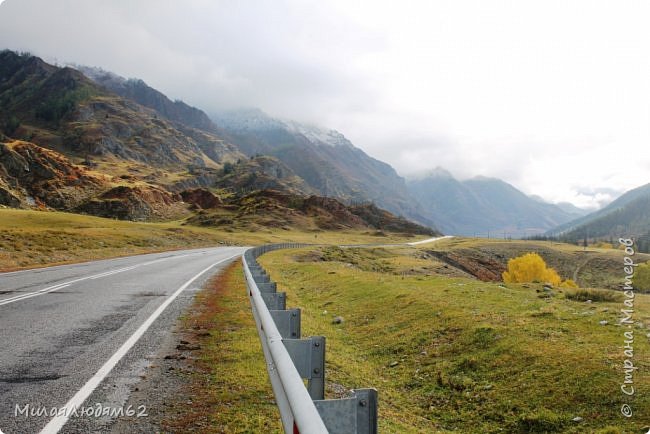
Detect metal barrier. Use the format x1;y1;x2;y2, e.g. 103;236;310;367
243;244;378;434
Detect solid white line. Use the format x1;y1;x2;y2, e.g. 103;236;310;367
406;235;454;246
0;252;210;307
39;252;241;434
0;249;210;277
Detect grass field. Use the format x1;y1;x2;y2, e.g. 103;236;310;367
0;208;424;271
257;244;650;433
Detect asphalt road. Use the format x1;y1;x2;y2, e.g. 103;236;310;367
0;246;244;434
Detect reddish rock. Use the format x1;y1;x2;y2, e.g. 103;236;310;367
180;188;222;209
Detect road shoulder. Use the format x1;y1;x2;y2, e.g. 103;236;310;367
108;261;281;433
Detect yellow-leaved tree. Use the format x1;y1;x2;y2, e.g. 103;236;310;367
502;252;577;288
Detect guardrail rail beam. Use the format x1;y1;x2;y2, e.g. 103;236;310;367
243;243;378;434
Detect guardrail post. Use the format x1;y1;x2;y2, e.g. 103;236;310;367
257;282;277;293
261;292;286;310
314;388;378;434
252;272;271;283
270;308;301;339
283;336;325;400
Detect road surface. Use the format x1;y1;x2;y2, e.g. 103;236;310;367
0;246;244;434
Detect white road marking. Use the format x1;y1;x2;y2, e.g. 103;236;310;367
0;252;208;307
406;235;454;246
39;252;241;434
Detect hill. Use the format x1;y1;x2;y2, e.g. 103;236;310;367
186;189;436;236
407;168;581;237
551;182;650;251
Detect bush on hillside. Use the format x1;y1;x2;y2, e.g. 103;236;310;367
633;261;650;293
564;288;622;302
502;252;576;288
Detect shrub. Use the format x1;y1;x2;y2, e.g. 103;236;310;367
561;278;578;288
632;261;650;293
502;253;563;286
516;408;566;433
565;288;622;302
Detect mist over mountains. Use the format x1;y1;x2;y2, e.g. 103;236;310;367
1;49;647;242
407;168;587;237
548;182;650;251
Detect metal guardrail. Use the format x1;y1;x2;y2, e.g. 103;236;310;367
243;244;378;434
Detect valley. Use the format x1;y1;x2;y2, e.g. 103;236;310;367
1;45;649;434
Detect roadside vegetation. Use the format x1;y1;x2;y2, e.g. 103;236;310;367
163;261;281;432
257;242;650;433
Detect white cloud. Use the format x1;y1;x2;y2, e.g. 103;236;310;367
0;0;648;208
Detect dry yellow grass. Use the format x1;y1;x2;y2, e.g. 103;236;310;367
0;208;425;271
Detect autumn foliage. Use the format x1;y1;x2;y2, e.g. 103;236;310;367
502;252;577;288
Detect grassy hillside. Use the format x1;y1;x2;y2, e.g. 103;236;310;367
0;208;426;271
258;243;650;432
424;237;650;290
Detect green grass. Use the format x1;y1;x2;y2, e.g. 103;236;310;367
565;288;623;303
259;245;650;433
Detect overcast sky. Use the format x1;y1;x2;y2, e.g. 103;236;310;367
1;0;648;209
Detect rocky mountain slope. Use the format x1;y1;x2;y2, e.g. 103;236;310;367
407;168;582;237
0;50;437;235
212;108;435;227
187;189;436;235
0;50;243;171
77;66;219;133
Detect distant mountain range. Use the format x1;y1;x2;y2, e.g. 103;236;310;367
407;168;587;237
548;182;650;251
0;50;434;235
3;49;644;243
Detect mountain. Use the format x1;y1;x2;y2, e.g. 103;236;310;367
0;50;435;236
186;189;435;235
550;183;650;252
555;201;590;217
77;66;218;133
212;109;436;227
0;50;243;172
407;169;581;237
81;63;436;229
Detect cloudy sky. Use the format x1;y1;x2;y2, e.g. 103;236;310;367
1;0;648;209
